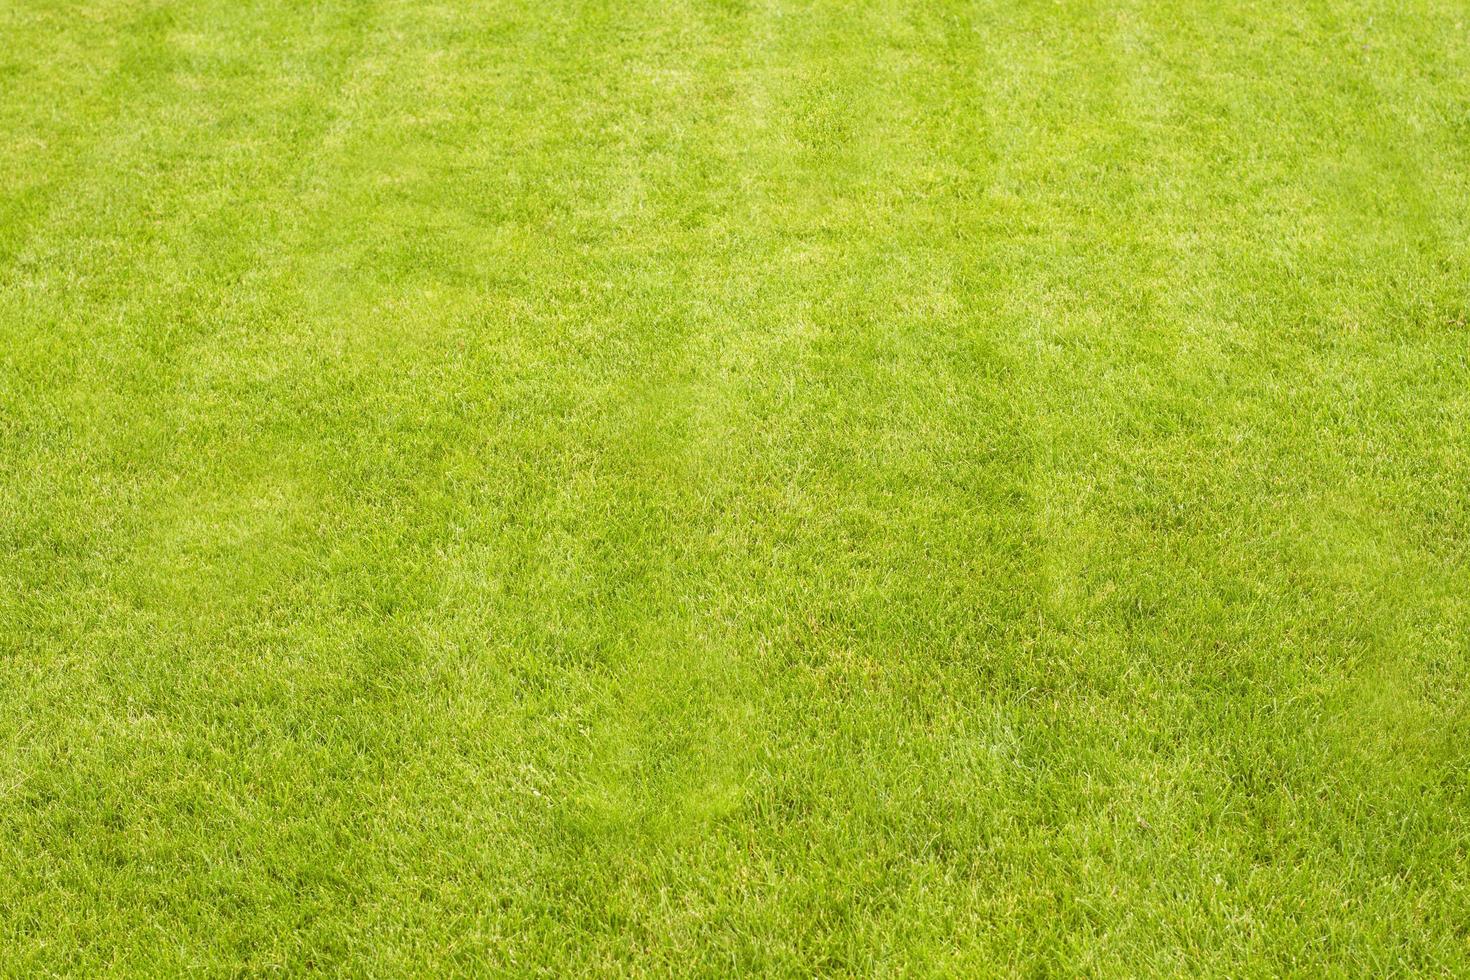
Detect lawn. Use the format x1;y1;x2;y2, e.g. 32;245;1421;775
2;0;1469;973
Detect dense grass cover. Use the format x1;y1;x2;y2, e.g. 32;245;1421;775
3;0;1469;973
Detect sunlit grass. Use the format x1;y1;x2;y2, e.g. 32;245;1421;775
3;0;1468;973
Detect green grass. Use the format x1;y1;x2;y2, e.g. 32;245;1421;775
3;0;1469;973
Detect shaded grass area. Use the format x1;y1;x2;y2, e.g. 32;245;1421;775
2;0;1468;972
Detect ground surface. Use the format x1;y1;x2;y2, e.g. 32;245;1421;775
3;0;1469;974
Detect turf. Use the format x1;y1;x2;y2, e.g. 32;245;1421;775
3;0;1469;973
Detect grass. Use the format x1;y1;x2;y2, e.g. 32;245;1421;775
2;0;1469;973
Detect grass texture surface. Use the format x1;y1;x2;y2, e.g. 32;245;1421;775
3;0;1469;973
